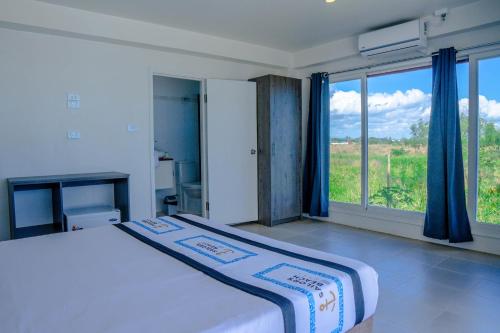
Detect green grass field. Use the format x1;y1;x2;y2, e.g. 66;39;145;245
329;142;499;225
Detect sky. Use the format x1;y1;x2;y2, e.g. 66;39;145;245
330;58;500;140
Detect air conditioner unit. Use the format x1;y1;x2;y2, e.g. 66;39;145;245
358;19;427;58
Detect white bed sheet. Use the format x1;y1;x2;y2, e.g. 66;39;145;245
0;214;378;333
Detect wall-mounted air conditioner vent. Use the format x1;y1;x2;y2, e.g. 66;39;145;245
358;19;427;58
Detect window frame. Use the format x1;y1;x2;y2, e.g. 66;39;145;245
468;50;500;228
328;49;500;232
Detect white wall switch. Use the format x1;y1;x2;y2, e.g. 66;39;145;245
67;93;80;110
67;131;81;140
127;124;139;132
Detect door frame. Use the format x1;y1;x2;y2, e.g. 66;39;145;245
148;71;208;219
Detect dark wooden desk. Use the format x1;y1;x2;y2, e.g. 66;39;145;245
7;172;130;239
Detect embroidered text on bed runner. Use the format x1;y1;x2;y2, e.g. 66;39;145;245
254;263;344;333
175;235;257;264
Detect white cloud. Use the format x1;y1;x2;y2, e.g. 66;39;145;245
331;89;431;117
479;95;500;120
368;89;430;116
331;89;431;139
330;90;361;115
460;96;500;124
459;98;469;114
330;89;500;139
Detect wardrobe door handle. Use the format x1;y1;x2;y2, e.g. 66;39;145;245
250;149;256;155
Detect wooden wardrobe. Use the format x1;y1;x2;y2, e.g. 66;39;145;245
250;75;302;227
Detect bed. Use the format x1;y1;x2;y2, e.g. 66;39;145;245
0;214;378;333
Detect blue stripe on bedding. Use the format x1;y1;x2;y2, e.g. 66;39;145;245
170;215;365;325
114;223;296;333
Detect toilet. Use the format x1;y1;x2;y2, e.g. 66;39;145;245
175;161;202;215
181;182;202;215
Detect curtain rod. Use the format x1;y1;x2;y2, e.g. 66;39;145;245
307;40;500;78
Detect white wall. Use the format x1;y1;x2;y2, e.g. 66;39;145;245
0;27;287;240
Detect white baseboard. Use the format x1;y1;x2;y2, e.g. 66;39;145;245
304;205;500;256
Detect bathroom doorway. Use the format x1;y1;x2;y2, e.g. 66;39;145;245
152;75;204;218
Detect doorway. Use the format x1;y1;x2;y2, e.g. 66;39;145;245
152;75;203;217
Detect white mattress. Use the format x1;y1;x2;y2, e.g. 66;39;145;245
0;214;378;333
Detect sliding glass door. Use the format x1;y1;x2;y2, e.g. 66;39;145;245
367;67;431;212
328;51;499;228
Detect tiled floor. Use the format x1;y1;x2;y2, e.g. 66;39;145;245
235;219;500;333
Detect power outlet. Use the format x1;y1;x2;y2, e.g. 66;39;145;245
127;124;139;132
67;131;81;140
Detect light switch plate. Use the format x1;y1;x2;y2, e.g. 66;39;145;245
67;93;80;110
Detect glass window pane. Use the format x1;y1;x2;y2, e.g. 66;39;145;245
367;68;432;211
457;62;469;199
329;79;362;204
477;56;500;225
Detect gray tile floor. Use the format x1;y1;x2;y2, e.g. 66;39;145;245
235;219;500;333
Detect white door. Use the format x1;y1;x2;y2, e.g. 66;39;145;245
205;79;258;224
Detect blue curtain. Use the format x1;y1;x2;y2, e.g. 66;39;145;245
424;48;473;243
303;73;330;217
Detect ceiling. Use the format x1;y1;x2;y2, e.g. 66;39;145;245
37;0;477;51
